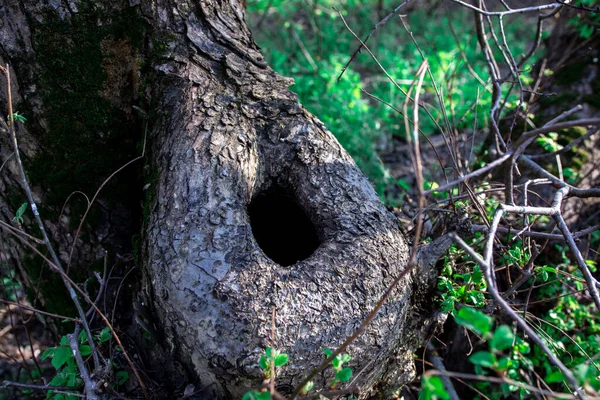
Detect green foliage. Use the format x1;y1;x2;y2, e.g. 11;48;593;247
445;238;600;398
568;1;600;39
242;391;271;400
41;333;87;399
323;348;353;386
454;307;493;337
437;259;487;312
41;328;128;399
419;376;450;400
1;264;21;302
258;347;289;378
7;111;27;125
248;2;539;196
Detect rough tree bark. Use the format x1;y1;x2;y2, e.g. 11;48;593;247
0;1;441;398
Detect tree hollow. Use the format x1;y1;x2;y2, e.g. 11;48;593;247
248;185;320;266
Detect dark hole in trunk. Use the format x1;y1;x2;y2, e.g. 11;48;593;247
248;186;320;266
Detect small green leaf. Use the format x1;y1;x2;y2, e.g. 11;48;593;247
9;112;27;125
397;178;411;191
301;381;314;395
546;369;565;383
265;347;274;359
496;357;510;371
420;376;450;400
323;348;333;358
440;297;455;313
340;354;351;363
98;327;111;343
242;391;271;400
331;356;341;369
49;371;68;386
60;336;69;347
67;370;78;387
455;307;493;336
274;353;288;367
258;355;269;370
13;202;28;224
78;330;88;344
41;348;55;360
52;347;72;370
491;325;515;351
336;367;353;383
79;345;92;357
472;266;483;285
115;370;129;385
469;351;497;368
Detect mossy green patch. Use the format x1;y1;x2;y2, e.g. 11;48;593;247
29;4;145;224
20;3;146;319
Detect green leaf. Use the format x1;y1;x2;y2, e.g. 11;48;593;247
13;202;28;224
12;112;27;124
115;370;129;386
42;348;55;361
79;345;92;357
496;357;510;371
49;371;68;387
455;307;493;336
242;391;271;400
469;351;497;368
258;355;269;370
420;376;450;400
491;325;515;351
336;367;353;383
265;347;274;359
440;297;455;313
98;327;111;343
397;178;410;191
546;369;565;383
274;353;288;367
52;347;72;370
60;336;69;347
331;356;341;369
301;381;314;395
472;266;483;285
67;370;78;387
323;348;333;358
78;330;88;344
340;354;351;363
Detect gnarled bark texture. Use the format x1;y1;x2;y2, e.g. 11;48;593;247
0;1;439;398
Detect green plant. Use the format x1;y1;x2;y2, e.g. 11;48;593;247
243;347;354;398
41;327;128;399
7;111;26;125
258;347;289;378
41;331;90;399
567;0;599;39
419;375;450;400
323;348;353;387
12;202;28;225
242;391;271;400
437;246;487;312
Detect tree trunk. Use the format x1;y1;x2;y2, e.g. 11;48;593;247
0;1;439;398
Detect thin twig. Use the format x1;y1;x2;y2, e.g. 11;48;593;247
0;299;81;322
338;0;414;81
424;370;576;399
0;63;100;372
0;381;85;397
11;234;148;399
68;325;98;400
